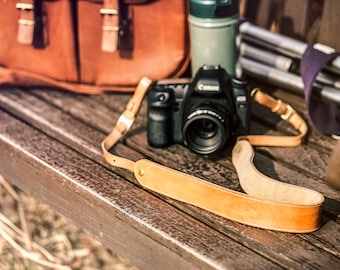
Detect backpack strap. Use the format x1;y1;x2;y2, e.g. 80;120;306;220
16;1;35;45
16;0;47;48
100;0;120;52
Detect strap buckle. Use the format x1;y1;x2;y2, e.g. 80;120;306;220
16;3;34;10
99;7;119;52
100;8;119;15
280;104;296;121
117;110;135;135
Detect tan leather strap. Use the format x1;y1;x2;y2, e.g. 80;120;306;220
241;88;308;146
16;1;34;45
101;77;324;233
100;0;119;52
102;77;151;171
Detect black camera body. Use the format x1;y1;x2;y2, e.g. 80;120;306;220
147;65;250;155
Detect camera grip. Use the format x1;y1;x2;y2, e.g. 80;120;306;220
147;89;174;147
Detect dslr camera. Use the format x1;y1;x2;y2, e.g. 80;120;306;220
147;65;250;155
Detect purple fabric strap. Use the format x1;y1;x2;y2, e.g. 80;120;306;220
300;44;339;135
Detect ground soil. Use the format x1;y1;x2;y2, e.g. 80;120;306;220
0;176;139;270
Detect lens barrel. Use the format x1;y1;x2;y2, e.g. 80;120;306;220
183;108;229;154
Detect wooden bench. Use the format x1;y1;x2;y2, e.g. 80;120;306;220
1;1;339;269
0;80;339;269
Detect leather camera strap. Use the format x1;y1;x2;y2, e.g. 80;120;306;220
101;77;324;233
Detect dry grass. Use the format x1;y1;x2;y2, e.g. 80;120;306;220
0;175;139;270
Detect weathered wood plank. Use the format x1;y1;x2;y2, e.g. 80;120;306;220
0;109;281;270
0;88;339;269
3;88;338;199
5;88;339;204
301;219;340;258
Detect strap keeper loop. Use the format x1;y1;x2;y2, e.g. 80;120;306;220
280;104;296;121
102;25;119;31
16;3;34;10
100;8;119;15
271;99;283;113
116;110;135;135
18;18;35;26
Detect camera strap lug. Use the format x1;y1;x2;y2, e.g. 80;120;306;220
280;104;296;121
101;77;152;171
101;78;323;233
117;111;135;135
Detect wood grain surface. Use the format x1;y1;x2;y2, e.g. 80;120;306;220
0;86;339;269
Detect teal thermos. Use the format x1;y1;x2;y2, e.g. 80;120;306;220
189;0;240;76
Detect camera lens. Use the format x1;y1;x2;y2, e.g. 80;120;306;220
183;109;230;155
195;119;218;139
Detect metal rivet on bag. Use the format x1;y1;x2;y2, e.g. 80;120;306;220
138;169;145;177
